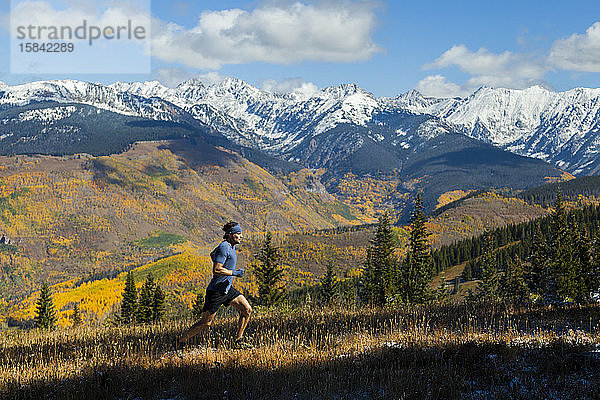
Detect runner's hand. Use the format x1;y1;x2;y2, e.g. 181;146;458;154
232;268;245;277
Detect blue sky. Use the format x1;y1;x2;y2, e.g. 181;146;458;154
1;0;600;97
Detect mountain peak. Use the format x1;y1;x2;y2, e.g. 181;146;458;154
176;78;206;89
324;83;374;100
210;77;265;99
396;88;426;102
217;76;256;89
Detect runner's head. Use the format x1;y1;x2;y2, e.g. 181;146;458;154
223;221;243;244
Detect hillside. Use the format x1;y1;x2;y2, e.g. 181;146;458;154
0;139;369;305
2;187;559;326
428;191;549;247
4;304;600;399
518;175;600;207
0;136;593;327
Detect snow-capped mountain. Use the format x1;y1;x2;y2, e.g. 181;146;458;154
0;79;195;123
0;78;394;152
110;78;385;152
1;78;600;175
397;86;600;175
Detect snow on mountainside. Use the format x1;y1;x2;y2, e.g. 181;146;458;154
0;80;190;122
399;86;600;175
110;78;383;151
2;78;600;175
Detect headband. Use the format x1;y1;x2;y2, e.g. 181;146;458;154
228;224;242;234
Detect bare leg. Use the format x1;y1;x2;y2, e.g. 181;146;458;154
229;295;252;340
179;310;216;344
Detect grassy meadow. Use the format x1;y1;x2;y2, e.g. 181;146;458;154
2;303;600;399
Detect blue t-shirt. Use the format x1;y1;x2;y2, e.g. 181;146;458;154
207;241;237;294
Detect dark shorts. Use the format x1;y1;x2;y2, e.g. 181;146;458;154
202;286;242;315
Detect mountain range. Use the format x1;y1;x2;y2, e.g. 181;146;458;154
1;78;598;172
4;77;599;212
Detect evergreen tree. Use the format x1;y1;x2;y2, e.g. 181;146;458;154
573;223;593;303
403;193;434;303
361;211;398;306
526;221;550;298
254;232;285;306
152;284;166;321
137;273;155;323
589;230;600;300
435;276;449;302
192;290;205;319
121;271;137;324
71;303;82;326
502;256;529;306
479;231;500;301
339;274;358;307
320;261;338;305
551;191;577;302
359;246;378;304
462;261;473;281
453;276;461;295
34;282;57;330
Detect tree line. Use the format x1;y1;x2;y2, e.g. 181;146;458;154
518;175;600;207
472;190;600;305
433;197;600;277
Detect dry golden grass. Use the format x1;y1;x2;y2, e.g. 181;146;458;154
2;303;600;399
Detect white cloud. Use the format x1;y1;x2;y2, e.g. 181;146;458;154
151;1;382;69
8;1;150;37
261;77;320;97
423;45;549;94
422;22;600;95
153;67;225;87
6;1;151;74
414;75;468;98
549;22;600;72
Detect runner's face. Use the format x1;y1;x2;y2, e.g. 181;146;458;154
231;232;242;244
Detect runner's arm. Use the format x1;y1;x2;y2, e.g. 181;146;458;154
213;262;236;276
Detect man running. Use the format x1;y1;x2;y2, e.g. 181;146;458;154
178;221;252;348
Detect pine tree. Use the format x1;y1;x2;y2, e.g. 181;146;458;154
573;223;593;303
359;246;378;304
71;303;82;326
192;290;205;319
375;211;399;304
320;261;338;305
462;261;473;281
254;232;285;306
403;193;434;303
453;276;461;295
121;271;137;324
435;276;449;302
339;274;358;307
34;282;57;330
479;231;500;301
137;273;155;323
361;211;398;306
152;284;166;321
502;256;529;306
589;230;600;300
551;191;577;302
526;221;550;298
